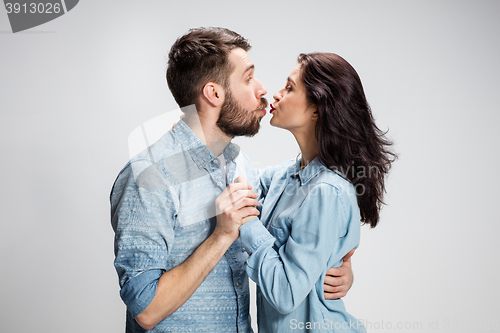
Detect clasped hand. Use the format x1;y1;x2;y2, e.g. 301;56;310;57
214;176;260;242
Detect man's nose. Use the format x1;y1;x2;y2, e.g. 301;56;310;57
256;79;267;97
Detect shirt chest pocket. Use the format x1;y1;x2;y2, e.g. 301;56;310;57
270;225;287;246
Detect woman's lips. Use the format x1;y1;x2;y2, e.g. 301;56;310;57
270;104;276;113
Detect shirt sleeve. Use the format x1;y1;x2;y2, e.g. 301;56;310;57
239;183;352;314
110;162;176;318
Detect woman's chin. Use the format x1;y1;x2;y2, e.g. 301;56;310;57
270;116;280;128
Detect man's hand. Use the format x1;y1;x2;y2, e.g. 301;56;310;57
323;249;355;299
213;177;260;242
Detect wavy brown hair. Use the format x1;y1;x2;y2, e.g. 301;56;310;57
298;53;396;228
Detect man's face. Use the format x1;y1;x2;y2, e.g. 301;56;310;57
216;48;268;137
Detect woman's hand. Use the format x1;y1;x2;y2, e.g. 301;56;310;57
323;249;355;299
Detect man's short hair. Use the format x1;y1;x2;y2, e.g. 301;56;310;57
166;27;251;108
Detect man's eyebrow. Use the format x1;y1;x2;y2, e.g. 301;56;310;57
242;64;255;76
287;77;296;85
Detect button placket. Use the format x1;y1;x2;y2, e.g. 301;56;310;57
209;159;225;189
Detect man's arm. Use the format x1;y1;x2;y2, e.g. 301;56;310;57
135;182;260;330
323;249;355;299
135;232;233;330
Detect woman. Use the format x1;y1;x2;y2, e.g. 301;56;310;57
239;53;395;332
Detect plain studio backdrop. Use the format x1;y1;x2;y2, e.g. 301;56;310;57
1;1;499;332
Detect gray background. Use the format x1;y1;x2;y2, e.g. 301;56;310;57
1;0;499;332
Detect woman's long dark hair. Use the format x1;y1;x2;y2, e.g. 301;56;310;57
299;53;396;228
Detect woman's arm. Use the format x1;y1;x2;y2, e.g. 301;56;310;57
239;183;358;314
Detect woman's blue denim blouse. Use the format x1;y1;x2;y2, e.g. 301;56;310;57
239;158;367;333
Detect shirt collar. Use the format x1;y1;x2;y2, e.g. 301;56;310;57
289;157;326;185
222;141;240;161
172;119;240;170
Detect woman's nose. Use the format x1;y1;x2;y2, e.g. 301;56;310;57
273;91;281;102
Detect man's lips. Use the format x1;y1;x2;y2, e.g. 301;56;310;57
255;100;268;115
252;108;266;117
255;106;268;115
250;98;268;117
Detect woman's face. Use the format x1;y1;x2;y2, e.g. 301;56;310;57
270;64;317;132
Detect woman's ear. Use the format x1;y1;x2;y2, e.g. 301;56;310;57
310;105;319;120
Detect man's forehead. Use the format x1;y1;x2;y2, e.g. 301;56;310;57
229;48;254;74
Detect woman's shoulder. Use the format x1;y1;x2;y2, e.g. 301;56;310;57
313;167;356;198
311;168;361;226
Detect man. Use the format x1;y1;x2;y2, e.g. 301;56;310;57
111;27;353;332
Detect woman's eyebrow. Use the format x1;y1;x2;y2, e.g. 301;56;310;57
287;77;296;86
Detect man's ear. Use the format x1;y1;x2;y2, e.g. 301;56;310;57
202;82;224;107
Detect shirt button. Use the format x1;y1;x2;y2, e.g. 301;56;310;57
214;159;219;165
217;181;222;187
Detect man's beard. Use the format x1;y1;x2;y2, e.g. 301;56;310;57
216;89;268;138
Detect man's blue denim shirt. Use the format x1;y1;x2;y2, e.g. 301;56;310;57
240;158;366;333
110;119;258;332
